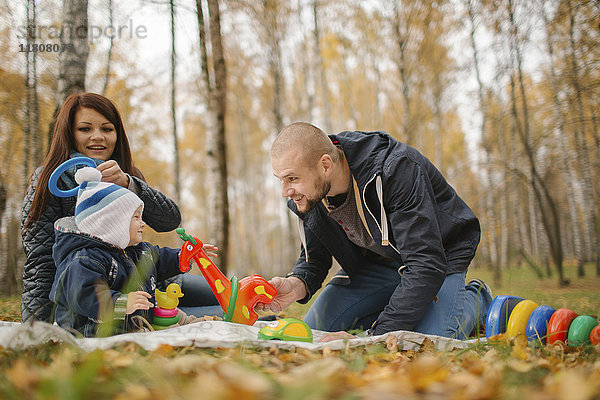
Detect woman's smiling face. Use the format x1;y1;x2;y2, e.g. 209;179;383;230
73;107;117;161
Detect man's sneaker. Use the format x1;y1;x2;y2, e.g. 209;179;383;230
468;278;493;299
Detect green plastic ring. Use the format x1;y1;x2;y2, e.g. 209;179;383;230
223;276;239;322
152;314;180;326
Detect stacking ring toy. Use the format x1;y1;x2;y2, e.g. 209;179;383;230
568;315;598;346
591;324;600;345
506;299;539;338
547;308;578;344
525;305;555;343
485;295;524;338
152;314;180;327
223;276;239;322
154;307;179;318
48;157;97;197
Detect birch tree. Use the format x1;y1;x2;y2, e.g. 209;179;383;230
56;0;88;107
170;0;181;204
196;0;229;272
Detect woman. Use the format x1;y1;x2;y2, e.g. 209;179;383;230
21;92;218;323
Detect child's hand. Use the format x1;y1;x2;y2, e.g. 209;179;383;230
126;291;153;314
202;244;219;258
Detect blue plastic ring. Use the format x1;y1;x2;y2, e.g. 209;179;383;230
48;157;97;198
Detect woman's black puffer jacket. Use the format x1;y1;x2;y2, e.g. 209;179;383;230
21;166;181;322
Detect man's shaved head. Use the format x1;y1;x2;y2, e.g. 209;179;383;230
271;122;340;168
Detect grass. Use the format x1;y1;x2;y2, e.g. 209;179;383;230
466;262;600;316
0;296;21;322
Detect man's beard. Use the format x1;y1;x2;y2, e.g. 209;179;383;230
298;178;331;213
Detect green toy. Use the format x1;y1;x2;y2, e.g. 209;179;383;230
258;318;313;343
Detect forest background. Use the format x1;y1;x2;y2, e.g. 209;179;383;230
0;0;599;300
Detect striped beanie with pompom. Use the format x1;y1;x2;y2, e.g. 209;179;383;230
74;167;143;249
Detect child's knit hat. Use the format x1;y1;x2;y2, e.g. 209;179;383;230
74;167;143;249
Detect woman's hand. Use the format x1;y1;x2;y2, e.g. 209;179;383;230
126;291;153;314
97;160;130;188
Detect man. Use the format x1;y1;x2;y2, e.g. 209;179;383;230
261;122;492;338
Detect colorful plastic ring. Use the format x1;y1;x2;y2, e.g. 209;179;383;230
547;308;578;344
48;157;97;198
567;315;598;346
152;324;171;331
223;276;239;322
152;314;180;326
525;305;556;344
485;295;525;338
506;299;539;338
154;307;179;318
590;324;600;345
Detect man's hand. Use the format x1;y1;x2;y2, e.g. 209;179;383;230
318;331;357;343
126;291;153;314
254;276;306;314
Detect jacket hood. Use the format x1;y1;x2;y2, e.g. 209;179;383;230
331;131;395;186
53;216;117;262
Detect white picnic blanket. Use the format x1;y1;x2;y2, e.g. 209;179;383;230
0;320;479;352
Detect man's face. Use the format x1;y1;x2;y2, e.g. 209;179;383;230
272;151;330;214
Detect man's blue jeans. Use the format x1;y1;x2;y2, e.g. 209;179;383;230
304;261;492;339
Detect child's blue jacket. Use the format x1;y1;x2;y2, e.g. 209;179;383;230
50;217;182;336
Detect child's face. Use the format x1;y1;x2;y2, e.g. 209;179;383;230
128;206;145;247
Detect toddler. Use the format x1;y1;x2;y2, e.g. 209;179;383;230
50;167;214;336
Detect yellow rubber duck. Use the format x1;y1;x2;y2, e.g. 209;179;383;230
155;283;184;309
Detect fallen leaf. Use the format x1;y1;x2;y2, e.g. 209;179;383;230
548;369;600;400
407;355;449;391
420;337;436;354
385;335;399;353
6;359;38;391
152;344;174;356
507;359;533;373
113;383;152;400
322;346;334;357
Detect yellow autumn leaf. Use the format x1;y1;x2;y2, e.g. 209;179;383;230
511;334;530;360
152;343;175;355
113;383;152;400
386;334;399;352
407;355;449;391
6;359;38;391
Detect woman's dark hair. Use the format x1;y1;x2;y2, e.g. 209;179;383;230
24;92;145;229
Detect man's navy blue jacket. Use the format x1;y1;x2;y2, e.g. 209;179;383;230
50;217;181;337
287;131;481;335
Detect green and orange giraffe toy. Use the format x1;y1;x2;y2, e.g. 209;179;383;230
177;228;277;325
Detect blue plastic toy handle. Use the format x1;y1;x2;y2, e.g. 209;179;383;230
48;157;97;198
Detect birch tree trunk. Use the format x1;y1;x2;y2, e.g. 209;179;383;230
170;0;181;205
312;0;331;133
197;0;229;272
541;4;585;277
393;1;412;143
467;0;500;283
507;0;565;285
57;0;89;107
566;0;599;275
101;0;113;95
